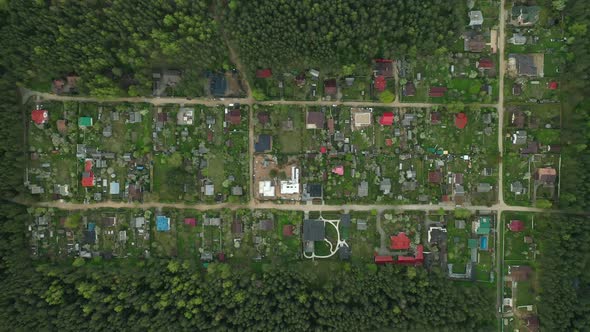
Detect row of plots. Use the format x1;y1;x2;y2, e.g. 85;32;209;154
26;101;250;204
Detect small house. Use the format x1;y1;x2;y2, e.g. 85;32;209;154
255;68;272;79
508;220;524;232
535;168;557;184
306;111;325;129
324;79;337;96
156;215;170;232
429;87;447;98
403;81;416;97
78;117;93;128
357;181;368;197
390;232;410;250
374;59;394;78
31;109;48;125
225;109;241;125
468;11;483;26
379;112;394;126
512;130;527;145
455;112;468;129
254;134;272;153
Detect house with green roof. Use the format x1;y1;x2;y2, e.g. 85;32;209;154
78;117;93;127
510;6;540;26
476;216;491;235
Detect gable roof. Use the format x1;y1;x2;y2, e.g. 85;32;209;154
257;112;270;124
403;81;416;96
374;75;386;92
379;112;394;126
78;117;93;127
225;109;241;125
303;219;325;241
429;86;447;97
477;58;494;69
256;68;272;78
324;79;337;95
535;167;557;183
374;59;394;78
254;134;272;153
455;112;468;129
306;111;325;129
184;218;196;227
509;220;524;232
428;171;442;184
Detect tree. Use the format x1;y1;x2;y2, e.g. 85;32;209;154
378;90;395;103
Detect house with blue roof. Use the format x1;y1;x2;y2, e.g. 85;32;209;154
156;215;170;232
109;182;120;195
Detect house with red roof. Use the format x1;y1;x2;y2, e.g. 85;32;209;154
390;232;411;250
184;218;196;227
332;165;344;176
82;160;95;187
477;58;494;70
395;245;424;265
429;87;447;97
455;112;468;129
379;112;394;126
374;255;394;264
508;220;524;232
283;225;294;237
548;81;558;90
385;138;393;146
256;69;272;79
374;75;386;92
320;146;327;154
31;109;48;125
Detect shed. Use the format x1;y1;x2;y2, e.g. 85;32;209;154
256;69;272;78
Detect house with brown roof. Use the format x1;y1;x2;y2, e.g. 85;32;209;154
324;79;337;96
306;111;325;129
257;112;270;125
511;111;526;128
374;59;394;78
225;109;241;125
429;87;447;98
535;167;557;184
464;33;486;53
428;171;442;184
403;81;416;97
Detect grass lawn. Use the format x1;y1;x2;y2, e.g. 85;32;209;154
153;155;180;201
206;154;225;190
476;251;493;282
516;280;536;305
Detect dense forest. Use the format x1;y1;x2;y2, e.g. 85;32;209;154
536;214;590;331
558;0;590;211
0;205;494;331
0;0;227;97
226;0;465;70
